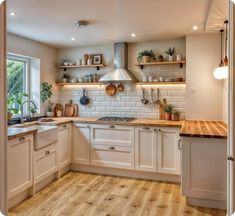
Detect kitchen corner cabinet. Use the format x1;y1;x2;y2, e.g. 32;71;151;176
157;127;181;175
8;135;34;199
135;127;157;172
73;123;90;165
90;124;134;169
58;124;72;168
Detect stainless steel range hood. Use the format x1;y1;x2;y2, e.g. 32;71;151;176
99;42;136;82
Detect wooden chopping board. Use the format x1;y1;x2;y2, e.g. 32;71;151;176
160;98;167;120
64;101;78;117
54;103;64;117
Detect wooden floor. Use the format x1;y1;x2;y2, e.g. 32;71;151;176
9;172;226;216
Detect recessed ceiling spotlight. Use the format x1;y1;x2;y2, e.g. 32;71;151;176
9;11;16;16
192;25;198;30
75;20;89;28
131;33;136;37
71;37;75;41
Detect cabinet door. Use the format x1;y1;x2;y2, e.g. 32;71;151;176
58;124;72;168
73;124;90;165
8;135;34;198
35;144;58;183
134;127;157;172
157;127;180;175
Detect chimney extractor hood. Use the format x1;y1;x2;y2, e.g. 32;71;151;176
99;42;136;82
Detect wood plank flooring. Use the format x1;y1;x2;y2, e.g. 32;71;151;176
9;172;226;216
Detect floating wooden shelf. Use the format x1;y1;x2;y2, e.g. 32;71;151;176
58;64;105;71
56;82;103;86
136;60;186;69
136;82;186;85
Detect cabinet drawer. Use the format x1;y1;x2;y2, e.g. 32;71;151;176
35;145;58;183
90;124;134;147
59;123;71;131
90;144;134;170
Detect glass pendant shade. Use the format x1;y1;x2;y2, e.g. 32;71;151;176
213;66;228;79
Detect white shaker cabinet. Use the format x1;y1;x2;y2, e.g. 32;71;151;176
73;123;90;165
58;124;72;168
8;135;34;199
90;124;134;169
157;127;181;175
134;127;157;172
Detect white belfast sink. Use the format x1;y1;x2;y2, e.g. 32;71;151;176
25;125;58;150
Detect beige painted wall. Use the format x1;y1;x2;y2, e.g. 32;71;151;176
222;79;228;123
186;34;223;120
7;33;58;90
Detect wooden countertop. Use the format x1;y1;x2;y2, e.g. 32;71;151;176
8;118;227;140
8;127;37;140
180;120;227;139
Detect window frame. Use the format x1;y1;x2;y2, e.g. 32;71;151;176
7;54;30;118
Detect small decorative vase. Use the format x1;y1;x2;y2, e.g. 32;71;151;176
176;54;181;61
46;112;54;117
143;55;150;63
168;55;174;61
62;78;68;83
82;59;87;65
171;114;180;121
8;112;13;121
164;112;171;120
76;59;81;65
87;58;92;65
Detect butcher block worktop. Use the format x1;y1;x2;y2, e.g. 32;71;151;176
8;118;227;139
8;127;37;140
180;120;227;139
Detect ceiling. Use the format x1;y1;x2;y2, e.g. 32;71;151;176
7;0;227;48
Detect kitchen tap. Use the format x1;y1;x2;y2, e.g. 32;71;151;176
20;100;38;124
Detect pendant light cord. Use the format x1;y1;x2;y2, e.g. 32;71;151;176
220;29;224;66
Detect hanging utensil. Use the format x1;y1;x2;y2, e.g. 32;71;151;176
106;83;116;96
80;88;90;105
117;82;124;92
150;88;155;104
156;88;161;104
141;88;148;105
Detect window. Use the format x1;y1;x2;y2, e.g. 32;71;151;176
7;55;30;116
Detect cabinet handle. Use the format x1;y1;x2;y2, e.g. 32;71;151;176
19;137;25;142
45;150;50;155
109;146;115;151
178;139;182;150
110;125;115;129
143;127;150;130
158;129;161;132
228;155;234;162
87;125;90;128
154;128;157;132
63;125;67;128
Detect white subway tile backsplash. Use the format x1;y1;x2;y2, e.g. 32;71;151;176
57;83;186;119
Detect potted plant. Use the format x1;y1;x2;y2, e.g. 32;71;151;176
158;54;164;62
164;104;174;120
171;109;181;121
165;47;175;61
41;82;52;103
7;92;28;121
29;106;37;118
137;50;156;63
62;74;70;83
46;101;54;117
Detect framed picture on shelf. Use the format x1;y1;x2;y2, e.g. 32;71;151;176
92;54;102;65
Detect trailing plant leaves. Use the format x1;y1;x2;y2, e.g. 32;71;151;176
40;82;52;103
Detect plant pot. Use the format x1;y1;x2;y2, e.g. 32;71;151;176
164;112;171;121
62;78;68;83
8;112;13;121
171;113;180;121
46;112;54;117
143;55;150;63
168;55;174;61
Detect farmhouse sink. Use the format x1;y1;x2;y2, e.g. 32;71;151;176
26;125;58;150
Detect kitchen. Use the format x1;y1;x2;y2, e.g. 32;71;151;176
0;0;234;215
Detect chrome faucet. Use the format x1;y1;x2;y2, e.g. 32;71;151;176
20;100;38;124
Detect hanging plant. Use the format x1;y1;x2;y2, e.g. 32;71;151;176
40;82;52;103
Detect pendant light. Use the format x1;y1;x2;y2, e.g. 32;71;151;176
223;20;228;65
213;28;228;80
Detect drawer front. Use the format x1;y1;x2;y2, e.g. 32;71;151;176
90;124;134;147
90;144;134;169
59;123;71;131
35;146;58;183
